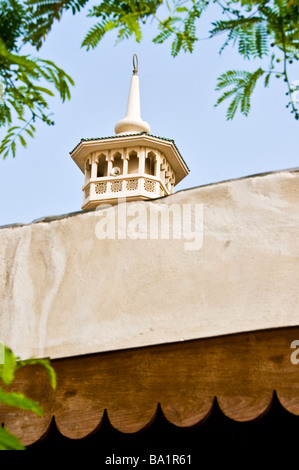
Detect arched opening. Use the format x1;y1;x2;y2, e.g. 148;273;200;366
112;152;123;175
97;154;108;178
128;150;139;174
145;152;156;176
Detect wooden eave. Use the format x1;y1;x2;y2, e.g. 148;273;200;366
1;326;299;447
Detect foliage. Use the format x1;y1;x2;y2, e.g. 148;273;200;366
0;0;74;159
26;0;299;120
0;344;56;450
214;67;265;119
1;0;298;159
210;0;299;119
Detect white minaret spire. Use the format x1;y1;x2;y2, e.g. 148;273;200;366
114;54;151;136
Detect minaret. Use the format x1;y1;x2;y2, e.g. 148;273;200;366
70;55;189;209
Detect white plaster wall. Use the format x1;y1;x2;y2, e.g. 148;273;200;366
1;169;299;359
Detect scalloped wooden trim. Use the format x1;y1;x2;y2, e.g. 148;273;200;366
1;326;299;446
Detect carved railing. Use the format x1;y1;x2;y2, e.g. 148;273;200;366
83;175;168;202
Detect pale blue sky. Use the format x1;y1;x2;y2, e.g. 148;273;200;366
0;3;298;226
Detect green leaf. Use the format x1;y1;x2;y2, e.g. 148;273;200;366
153;28;172;44
18;134;27;147
176;6;188;12
227;92;242;119
0;347;17;385
0;428;25;450
215;87;240;105
82;21;111;49
0;387;43;416
264;72;271;87
34;86;55;96
25;128;34;137
0;343;56;448
11;141;16;157
210;17;263;37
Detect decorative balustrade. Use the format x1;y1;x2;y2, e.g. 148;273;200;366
95;182;107;194
83;175;168;203
126;179;138;191
144;179;156;193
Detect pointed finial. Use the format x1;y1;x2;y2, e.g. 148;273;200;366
133;53;138;75
114;55;150;136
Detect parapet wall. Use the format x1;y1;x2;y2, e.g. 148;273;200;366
1;169;299;360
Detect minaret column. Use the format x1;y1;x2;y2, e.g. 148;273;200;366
84;158;91;185
122;148;129;175
106;150;113;177
155;151;162;178
138;147;146;174
91;154;98;179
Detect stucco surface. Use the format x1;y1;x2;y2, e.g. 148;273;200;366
1;169;299;359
